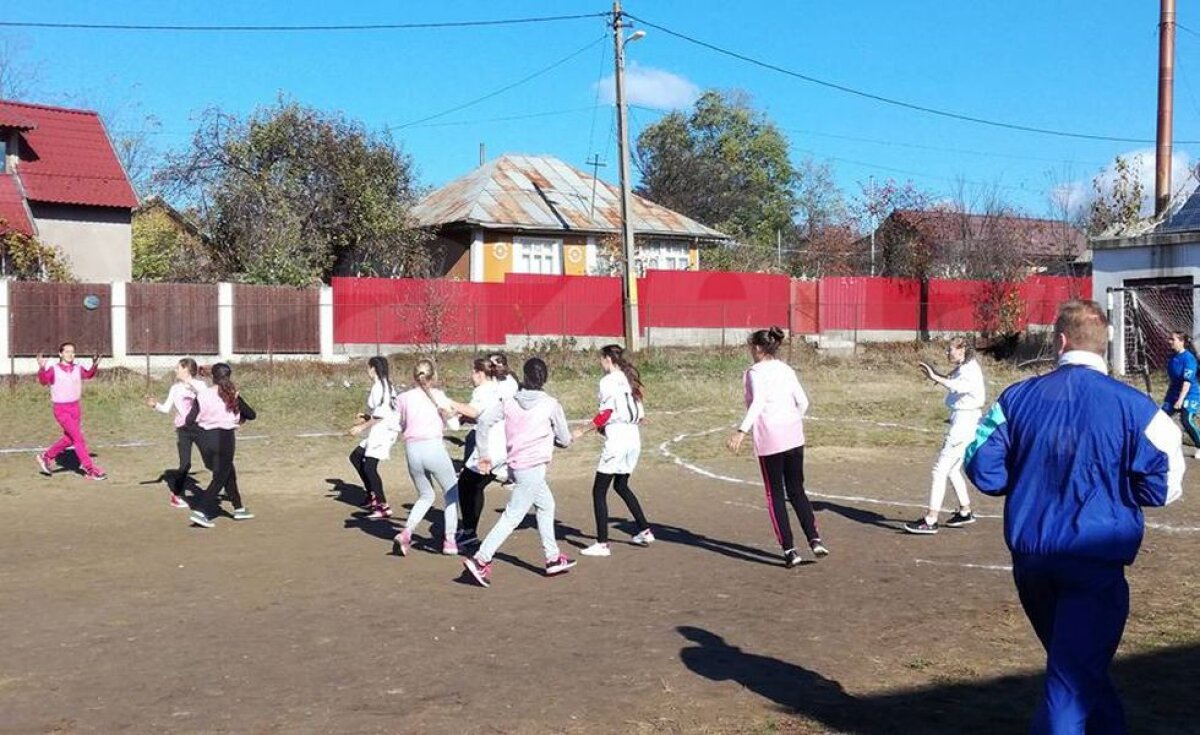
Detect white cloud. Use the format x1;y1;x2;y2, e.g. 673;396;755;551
596;64;700;110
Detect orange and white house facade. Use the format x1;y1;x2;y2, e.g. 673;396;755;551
413;154;725;283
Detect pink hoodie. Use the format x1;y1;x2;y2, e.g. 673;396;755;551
38;361;97;404
395;387;448;442
739;359;810;457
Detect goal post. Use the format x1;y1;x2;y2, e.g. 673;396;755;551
1106;282;1200;380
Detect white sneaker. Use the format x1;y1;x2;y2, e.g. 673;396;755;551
630;529;655;546
232;507;255;521
189;510;215;528
581;542;611;557
1193;449;1200;459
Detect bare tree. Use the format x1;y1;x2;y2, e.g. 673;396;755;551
0;36;42;101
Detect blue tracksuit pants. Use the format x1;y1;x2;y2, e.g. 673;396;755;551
1012;555;1130;735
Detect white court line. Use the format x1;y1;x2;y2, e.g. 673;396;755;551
658;424;1199;534
915;559;1012;572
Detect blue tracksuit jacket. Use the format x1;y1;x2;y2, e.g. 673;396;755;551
964;351;1184;565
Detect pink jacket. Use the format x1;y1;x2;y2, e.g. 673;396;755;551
395;388;448;443
38;361;97;404
739;359;809;457
476;390;572;470
194;385;241;430
156;379;206;428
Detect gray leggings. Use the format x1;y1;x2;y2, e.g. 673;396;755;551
476;465;561;564
403;439;459;539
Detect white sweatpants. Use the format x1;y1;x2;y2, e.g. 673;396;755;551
403;438;459;538
475;465;560;564
928;409;981;515
597;423;641;475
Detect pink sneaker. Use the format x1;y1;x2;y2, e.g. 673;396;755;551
442;540;459;556
85;468;108;481
366;504;392;520
545;554;576;576
392;528;412;557
168;493;189;509
35;453;52;476
463;557;491;587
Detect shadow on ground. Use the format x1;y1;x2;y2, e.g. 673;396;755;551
678;626;1198;734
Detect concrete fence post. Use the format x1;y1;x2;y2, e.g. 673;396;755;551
218;282;234;360
319;285;335;361
0;279;9;375
111;281;128;361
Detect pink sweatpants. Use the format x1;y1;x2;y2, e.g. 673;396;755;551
45;401;97;473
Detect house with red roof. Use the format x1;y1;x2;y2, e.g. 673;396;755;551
1;99;138;282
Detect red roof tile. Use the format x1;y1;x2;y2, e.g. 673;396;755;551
0;174;34;235
0;99;137;209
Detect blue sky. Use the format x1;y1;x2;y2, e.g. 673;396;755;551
4;1;1199;219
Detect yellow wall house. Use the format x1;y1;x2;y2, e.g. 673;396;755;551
412;154;727;282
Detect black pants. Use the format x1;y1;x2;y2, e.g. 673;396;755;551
171;426;209;495
196;428;243;517
349;445;387;505
592;472;650;543
458;467;496;534
758;446;819;551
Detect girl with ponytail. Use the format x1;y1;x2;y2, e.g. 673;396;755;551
391;360;462;556
574;344;655;556
145;357;208;509
727;327;827;567
348;356;400;519
188;363;256;528
1164;331;1200;457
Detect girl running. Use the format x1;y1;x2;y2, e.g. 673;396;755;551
1163;331;1200;459
188;363;256;528
463;357;576;588
905;336;986;534
391;360;461;556
727;327;827;567
576;344;654;557
348;356;400;520
145;357;207;508
447;355;511;549
35;342;107;480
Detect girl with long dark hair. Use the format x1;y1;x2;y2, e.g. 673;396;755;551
1163;330;1200;458
348;356;400;519
188;363;256;528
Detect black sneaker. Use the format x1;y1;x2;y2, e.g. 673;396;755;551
903;519;939;535
784;548;802;567
944;510;976;528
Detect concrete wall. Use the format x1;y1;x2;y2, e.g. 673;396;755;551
30;203;132;283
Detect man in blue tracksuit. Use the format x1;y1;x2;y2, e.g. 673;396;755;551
965;300;1184;734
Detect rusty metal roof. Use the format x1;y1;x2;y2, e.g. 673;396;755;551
412;154;728;240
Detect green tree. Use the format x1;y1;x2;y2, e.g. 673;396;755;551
635;90;796;269
131;203;218;282
156;99;429;285
1084;155;1145;237
0;222;72;281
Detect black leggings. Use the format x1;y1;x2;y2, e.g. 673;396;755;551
197;428;243;517
458;467;496;534
172;426;204;495
592;472;650;543
349;446;387;505
758;446;819;551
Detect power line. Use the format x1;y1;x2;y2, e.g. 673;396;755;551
626;12;1200;145
388;35;606;130
0;12;610;33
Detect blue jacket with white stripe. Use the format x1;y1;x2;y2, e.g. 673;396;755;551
964;351;1184;565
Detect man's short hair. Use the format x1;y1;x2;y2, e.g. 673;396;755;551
1054;300;1108;355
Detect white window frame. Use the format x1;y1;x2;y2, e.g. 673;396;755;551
514;236;562;275
641;240;691;273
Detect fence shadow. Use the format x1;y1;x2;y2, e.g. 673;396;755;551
677;626;1199;734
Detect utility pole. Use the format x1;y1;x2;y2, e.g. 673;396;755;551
1156;0;1176;217
613;1;641;351
585;154;607;218
868;175;876;276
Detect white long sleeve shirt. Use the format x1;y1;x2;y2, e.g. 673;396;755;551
943;358;986;411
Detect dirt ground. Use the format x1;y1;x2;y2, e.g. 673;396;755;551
1;408;1197;734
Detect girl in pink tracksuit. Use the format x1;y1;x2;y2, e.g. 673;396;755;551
463;357;576;588
146;357;209;508
727;327;827;568
36;342;106;480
